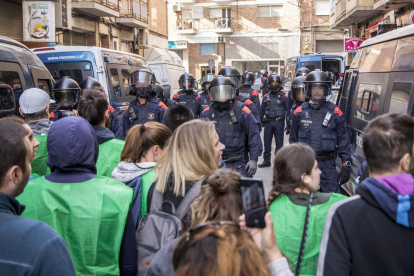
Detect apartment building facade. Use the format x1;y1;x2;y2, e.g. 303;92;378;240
167;0;302;80
0;0;168;54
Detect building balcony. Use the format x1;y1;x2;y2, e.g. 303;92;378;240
72;0;119;17
330;7;336;28
213;19;233;33
174;0;195;3
212;0;232;2
333;0;381;27
373;0;411;10
116;0;148;28
176;19;197;35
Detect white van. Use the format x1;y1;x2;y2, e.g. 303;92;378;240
144;47;186;96
32;46;149;115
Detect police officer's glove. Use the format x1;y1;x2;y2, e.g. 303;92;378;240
338;166;351;185
246;160;258;177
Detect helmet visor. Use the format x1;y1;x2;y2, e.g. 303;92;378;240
292;85;306;102
53;91;77;106
209;85;236;102
225;76;240;88
306;83;330;101
180;79;195;90
129;71;155;88
201;74;215;85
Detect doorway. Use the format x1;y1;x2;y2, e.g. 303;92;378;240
201;66;215;78
268;65;279;75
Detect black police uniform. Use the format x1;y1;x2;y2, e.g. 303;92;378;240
261;75;269;97
173;90;197;110
122;96;167;138
201;101;262;176
164;99;177;107
239;86;261;116
192;90;211;118
261;89;290;164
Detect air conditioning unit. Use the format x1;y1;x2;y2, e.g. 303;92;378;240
173;4;182;12
55;0;72;29
138;29;149;49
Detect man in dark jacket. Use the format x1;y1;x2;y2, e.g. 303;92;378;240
0;118;75;276
317;113;414;276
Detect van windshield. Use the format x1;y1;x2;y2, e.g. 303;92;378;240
44;62;93;85
302;61;321;71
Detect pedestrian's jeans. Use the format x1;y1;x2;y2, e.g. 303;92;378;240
318;159;340;193
263;120;284;163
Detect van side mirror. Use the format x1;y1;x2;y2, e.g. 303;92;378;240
104;56;111;62
0;84;16;118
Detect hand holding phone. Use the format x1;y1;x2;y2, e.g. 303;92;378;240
240;177;267;228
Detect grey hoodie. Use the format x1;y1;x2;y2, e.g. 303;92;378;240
27;119;53;136
112;161;156;183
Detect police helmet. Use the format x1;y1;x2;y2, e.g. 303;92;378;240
291;76;307;103
80;76;102;90
129;69;156;98
52;76;81;107
242;71;255;86
296;68;311;77
200;73;215;89
260;69;268;76
268;74;282;91
178;73;196;91
209;76;236;102
304;70;332;101
218;66;241;88
154;83;165;101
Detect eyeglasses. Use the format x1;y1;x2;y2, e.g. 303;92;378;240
186;221;239;241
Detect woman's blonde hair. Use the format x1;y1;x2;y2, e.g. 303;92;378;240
155;119;218;196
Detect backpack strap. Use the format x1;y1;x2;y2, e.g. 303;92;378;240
150;183;164;212
175;178;204;220
295;193;313;276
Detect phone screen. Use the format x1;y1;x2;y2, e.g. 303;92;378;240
240;178;266;228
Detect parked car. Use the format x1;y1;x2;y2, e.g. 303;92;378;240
0;35;55;117
336;24;414;195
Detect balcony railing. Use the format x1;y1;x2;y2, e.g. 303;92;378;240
89;0;119;11
215;18;231;29
120;0;148;23
336;0;346;19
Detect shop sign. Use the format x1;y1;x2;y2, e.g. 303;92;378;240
344;38;366;53
23;1;55;42
168;41;188;49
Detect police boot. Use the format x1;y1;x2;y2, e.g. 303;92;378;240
258;162;271;168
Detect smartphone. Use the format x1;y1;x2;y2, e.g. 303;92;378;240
240;177;267;228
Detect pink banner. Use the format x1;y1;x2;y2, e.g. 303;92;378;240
344;38;367;53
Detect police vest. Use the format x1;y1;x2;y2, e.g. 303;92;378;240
209;101;247;158
31;135;50;178
262;76;269;91
298;102;338;153
239;87;254;99
196;93;211;111
264;91;288;118
129;98;162;126
165;99;177;107
269;193;346;276
176;91;198;110
96;138;125;178
17;176;133;276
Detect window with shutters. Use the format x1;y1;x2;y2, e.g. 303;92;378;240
258;5;283;17
315;0;330;15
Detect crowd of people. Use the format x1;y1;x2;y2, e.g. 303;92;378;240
1;65;414;276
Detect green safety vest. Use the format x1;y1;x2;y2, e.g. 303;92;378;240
17;176;133;276
31;135;50;178
140;169;155;218
96;139;125;178
269;193;346;276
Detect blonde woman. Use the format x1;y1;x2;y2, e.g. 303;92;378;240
146;119;225;229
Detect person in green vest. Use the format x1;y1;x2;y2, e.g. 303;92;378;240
267;143;346;276
17;116;137;276
112;121;172;227
18;88;52;178
78;87;125;177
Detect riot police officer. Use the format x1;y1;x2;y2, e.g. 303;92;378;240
49;76;81;121
259;74;290;168
122;69;167;137
79;76;123;140
286;76;307;135
295;67;311;77
172;73;198;110
289;70;351;193
260;69;269;97
192;73;213;118
154;83;177;107
201;76;262;177
239;71;261;115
